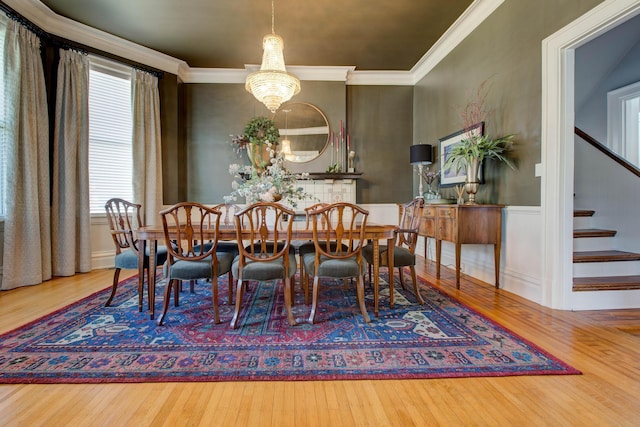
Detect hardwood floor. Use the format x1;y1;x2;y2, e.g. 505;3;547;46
1;260;639;426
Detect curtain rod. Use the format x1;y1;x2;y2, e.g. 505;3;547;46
0;2;164;78
0;2;48;40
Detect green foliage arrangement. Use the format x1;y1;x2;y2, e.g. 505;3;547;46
231;116;280;154
444;133;515;174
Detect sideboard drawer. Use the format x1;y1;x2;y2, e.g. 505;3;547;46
422;206;436;218
437;207;457;219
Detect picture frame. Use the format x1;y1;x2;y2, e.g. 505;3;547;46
438;122;484;187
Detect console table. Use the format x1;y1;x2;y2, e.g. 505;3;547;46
419;204;503;289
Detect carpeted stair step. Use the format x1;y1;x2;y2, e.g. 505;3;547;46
573;229;617;238
573;275;640;291
573;250;640;263
574;210;595;217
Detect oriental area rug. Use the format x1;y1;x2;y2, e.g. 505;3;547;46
0;271;580;384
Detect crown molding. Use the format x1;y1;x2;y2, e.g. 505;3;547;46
411;0;505;84
347;71;414;86
5;0;503;86
2;0;187;75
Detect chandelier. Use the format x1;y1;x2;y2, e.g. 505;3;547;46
245;0;300;113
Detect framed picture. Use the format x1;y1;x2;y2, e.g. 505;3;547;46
438;122;484;187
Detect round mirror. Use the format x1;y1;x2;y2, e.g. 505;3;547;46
273;103;330;163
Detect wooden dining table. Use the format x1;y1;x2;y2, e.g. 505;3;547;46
136;222;398;321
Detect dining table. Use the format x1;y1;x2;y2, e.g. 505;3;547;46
136;222;398;322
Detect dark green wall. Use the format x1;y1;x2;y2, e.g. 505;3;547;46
413;0;603;206
183;81;350;203
180;82;413;204
348;85;414;203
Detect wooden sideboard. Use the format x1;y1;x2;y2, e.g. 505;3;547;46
418;204;503;289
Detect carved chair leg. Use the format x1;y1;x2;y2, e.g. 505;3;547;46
356;275;371;323
174;280;180;306
230;279;246;329
227;271;234;305
284;277;297;326
105;268;122;307
211;274;220;324
410;266;425;305
157;278;176;326
308;276;321;324
398;267;408;291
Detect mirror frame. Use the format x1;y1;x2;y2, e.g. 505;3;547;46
273;102;330;163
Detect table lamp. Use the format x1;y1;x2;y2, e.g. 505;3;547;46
410;144;433;198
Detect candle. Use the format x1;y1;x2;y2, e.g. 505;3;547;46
347;134;350;152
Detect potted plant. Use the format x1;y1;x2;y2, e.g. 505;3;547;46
231;116;280;171
444;79;515;204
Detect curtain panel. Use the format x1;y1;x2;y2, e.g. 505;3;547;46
132;69;163;226
51;49;91;276
0;15;52;290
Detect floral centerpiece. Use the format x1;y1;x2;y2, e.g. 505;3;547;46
224;144;316;208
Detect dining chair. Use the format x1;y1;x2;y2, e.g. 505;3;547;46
362;197;425;305
104;198;168;310
296;202;331;304
193;203;241;304
157;202;235;325
302;202;371;324
230;202;297;329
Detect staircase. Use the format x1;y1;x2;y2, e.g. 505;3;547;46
573;209;640;291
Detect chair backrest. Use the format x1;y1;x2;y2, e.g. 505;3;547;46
212;203;242;230
234;202;295;263
308;202;369;260
397;198;424;252
105;198;142;255
160;202;222;262
304;202;330;229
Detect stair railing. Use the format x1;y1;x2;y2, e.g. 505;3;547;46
575;127;640;178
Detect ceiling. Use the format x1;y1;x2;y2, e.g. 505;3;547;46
35;0;474;71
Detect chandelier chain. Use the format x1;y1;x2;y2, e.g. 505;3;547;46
271;0;275;34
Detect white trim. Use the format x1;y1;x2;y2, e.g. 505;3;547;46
411;0;505;84
4;0;503;86
607;81;640;160
2;0;188;76
347;71;414;86
541;0;640;310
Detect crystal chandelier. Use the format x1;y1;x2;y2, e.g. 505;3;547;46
245;0;300;113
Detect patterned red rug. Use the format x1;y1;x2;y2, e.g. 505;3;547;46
0;271;580;383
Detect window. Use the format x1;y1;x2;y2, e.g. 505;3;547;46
607;81;640;167
88;56;133;214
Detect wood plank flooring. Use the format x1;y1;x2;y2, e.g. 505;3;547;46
1;259;639;426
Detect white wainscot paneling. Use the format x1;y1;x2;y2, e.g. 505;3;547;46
91;214;117;270
417;206;544;305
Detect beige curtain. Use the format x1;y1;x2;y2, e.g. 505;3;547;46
51;49;91;276
132;69;163;226
0;16;52;290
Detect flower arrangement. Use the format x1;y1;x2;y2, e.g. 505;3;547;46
230;116;281;170
224;144;316;208
444;79;515;174
421;169;440;194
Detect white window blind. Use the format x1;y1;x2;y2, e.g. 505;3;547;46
88;57;133;214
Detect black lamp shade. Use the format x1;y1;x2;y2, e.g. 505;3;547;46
410;144;433;165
